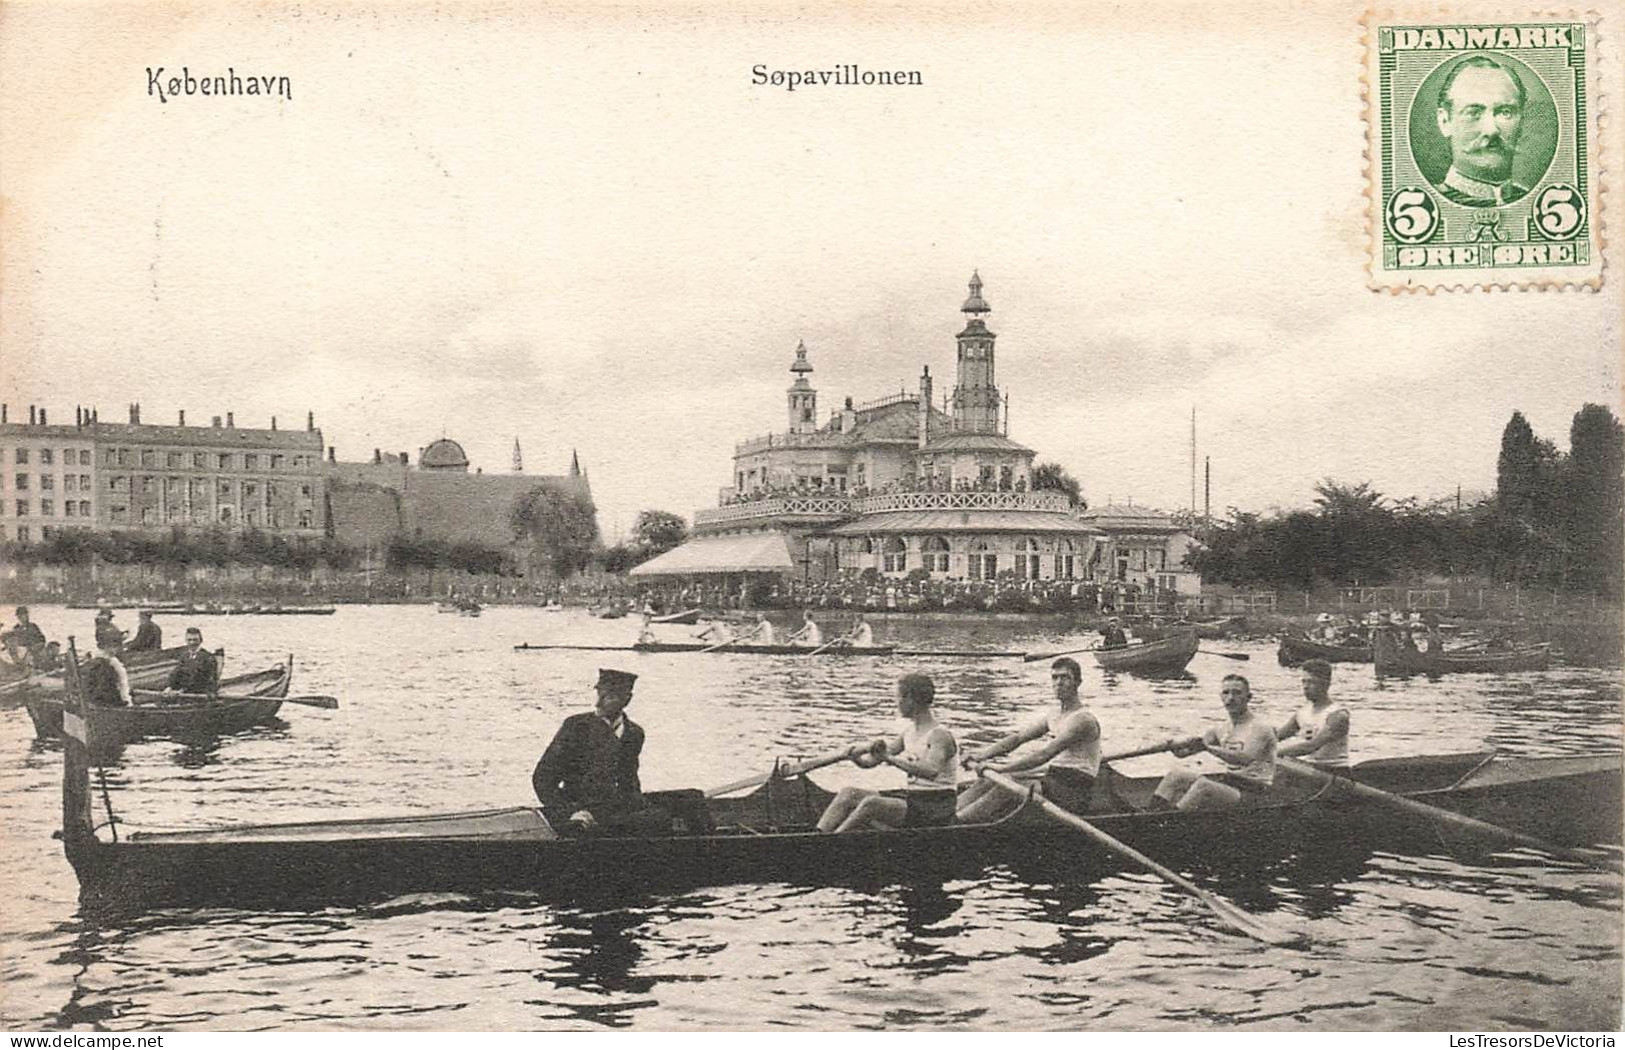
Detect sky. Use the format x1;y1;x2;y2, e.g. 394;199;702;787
3;1;1620;541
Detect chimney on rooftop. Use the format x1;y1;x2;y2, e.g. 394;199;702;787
373;449;381;464
91;408;98;423
327;446;336;463
270;416;277;431
76;407;82;427
39;407;47;426
179;409;186;426
226;412;234;428
307;411;315;432
212;416;222;428
917;366;932;448
30;406;37;425
1;404;7;424
399;452;408;465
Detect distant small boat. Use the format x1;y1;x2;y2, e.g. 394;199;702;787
1373;628;1551;676
1092;630;1198;674
26;658;291;746
1278;635;1373;665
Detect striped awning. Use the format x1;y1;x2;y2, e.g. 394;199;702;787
629;531;797;576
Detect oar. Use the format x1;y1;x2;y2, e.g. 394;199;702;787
131;689;339;709
704;744;861;797
1103;741;1174;762
1198;649;1251;662
979;769;1304;946
699;634;742;654
1023;641;1102;663
805;636;840;656
1275;757;1622;875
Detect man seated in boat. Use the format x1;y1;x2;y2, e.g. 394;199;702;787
956;657;1102;822
532;668;668;836
741;613;777;645
1151;674;1277;811
126;611;163;652
83;635;132;707
785;610;822;648
1420;612;1444;654
695;620;735;646
1099;618;1129;650
35;641;63;673
2;605;48;666
817;673;958;832
1313;613;1338;642
93;609;125;653
165;628;220;695
636;612;658;646
1274;659;1348;767
828;614;874;649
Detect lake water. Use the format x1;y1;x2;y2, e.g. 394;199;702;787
0;604;1619;1031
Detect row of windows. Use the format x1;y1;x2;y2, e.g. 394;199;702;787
102;476;314;500
11;499;91;517
100;448;316;472
8;473;94;492
6;448;93;466
102;504;316;528
862;536;1084;581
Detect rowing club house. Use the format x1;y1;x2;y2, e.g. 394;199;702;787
633;275;1124;593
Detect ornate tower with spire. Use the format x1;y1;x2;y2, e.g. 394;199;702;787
951;271;1000;434
787;339;818;435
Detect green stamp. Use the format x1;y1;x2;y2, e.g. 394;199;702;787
1366;16;1602;288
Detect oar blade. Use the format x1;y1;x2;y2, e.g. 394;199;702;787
1200;891;1307;947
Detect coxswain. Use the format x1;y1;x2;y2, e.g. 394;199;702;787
786;610;822;647
165;627;220;695
82;635;132;707
636;611;659;646
957;657;1102;821
1274;659;1348;766
532;668;672;836
1099;617;1129;650
817;673;958;832
1151;673;1276;811
126;610;163;652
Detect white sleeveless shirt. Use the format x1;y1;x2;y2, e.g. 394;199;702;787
899;721;958;791
1026;708;1101;778
1294;702;1348;766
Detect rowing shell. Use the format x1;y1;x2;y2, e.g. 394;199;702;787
513;642;1025;658
60;747;1621;908
1092;630;1199;674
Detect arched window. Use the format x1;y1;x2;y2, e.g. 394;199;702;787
882;536;908;574
1016;536;1041;580
1055;538;1077;580
969;539;996;581
923;535;950;574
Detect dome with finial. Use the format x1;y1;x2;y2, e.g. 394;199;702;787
961;270;990;315
789;339;814;374
420;437;470;471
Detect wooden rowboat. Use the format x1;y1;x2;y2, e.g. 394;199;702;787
26;658;291;746
650;608;702;625
1373;628;1551;676
59;740;1621;907
0;644;223;699
1277;635;1373;666
1092;630;1198;674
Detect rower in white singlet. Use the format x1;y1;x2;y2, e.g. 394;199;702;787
817;673;959;832
957;657;1102;821
1275;658;1349;766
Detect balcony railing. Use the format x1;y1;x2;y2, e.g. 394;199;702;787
850;490;1072;514
694;488;1080;529
733;431;832;455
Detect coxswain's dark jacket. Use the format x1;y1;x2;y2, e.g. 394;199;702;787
3;621;46;652
127;622;163;652
532;712;646;819
167;647;220;694
94;623;125;652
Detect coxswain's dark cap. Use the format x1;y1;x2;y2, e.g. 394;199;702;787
95;608;113;620
14;605;27;615
597;668;638;694
138;610;153;619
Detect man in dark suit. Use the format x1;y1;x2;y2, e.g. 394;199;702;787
126;611;163;652
165;627;219;695
532;668;667;836
1435;55;1530;207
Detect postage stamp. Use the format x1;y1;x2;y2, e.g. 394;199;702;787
1365;14;1604;290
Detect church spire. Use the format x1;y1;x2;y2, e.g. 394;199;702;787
787;339;818;434
512;437;523;473
569;449;582;477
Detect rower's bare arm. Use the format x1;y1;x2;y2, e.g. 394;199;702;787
971;725;1042;764
998;715;1099;773
1299;710;1349;756
1276;714;1300;741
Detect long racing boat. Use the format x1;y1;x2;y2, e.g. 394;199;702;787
514;642;1028;658
57;726;1620;908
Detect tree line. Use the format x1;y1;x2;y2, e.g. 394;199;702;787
1189;403;1624;596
